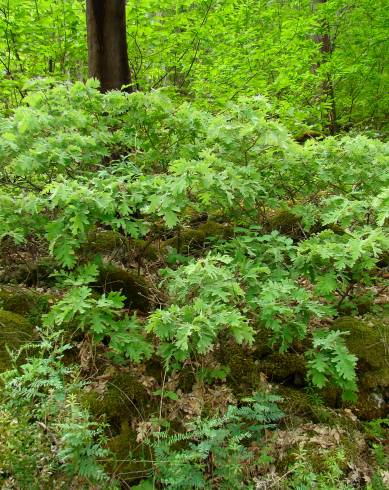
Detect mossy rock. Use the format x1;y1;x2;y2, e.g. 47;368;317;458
85;369;156;478
353;391;388;421
95;264;151;311
277;386;333;424
217;340;307;394
130;239;159;261
377;250;389;268
0;287;53;326
252;326;273;358
84;229;128;256
0;257;58;287
0;310;36;372
331;316;389;390
177;365;196;393
259;352;307;385
106;420;152;485
26;257;58;287
295;130;324;144
360;367;389;390
320;386;388;422
86;371;150;429
278;387;360;428
163;221;232;254
216;341;262;394
85;229;160;264
266;209;303;240
321;385;342;409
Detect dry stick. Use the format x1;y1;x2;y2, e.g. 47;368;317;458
107;380;144;420
159;369;167;422
336;281;355;309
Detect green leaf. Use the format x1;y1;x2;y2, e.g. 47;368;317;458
315;273;338;296
310;371;327;389
132;481;154;490
153;389;179;401
164;210;178;228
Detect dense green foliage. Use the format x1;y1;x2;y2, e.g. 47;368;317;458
1;0;388;131
149;392;284;489
0;1;388;488
0;334;114;487
1;81;388;486
2;82;388;396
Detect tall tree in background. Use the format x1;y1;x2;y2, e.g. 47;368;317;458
86;0;131;92
314;0;337;134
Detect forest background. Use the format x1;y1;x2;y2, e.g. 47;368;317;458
0;1;388;489
1;0;388;133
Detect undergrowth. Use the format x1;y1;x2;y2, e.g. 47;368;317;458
0;81;388;488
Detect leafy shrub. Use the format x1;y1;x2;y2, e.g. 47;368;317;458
149;392;284;489
0;332;114;488
307;329;358;401
2;82;387;395
147;255;254;365
43;263;152;363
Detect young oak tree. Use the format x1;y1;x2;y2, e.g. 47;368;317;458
86;0;132;92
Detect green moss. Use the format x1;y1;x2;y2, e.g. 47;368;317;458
130;239;158;261
0;310;36;372
252;327;273;358
295;130;323;143
0;257;57;287
26;257;58;287
86;371;150;423
107;419;152;484
84;370;156;483
278;387;333;424
321;386;342;408
354;392;387;421
85;229;128;256
85;229;160;263
259;352;307;384
267;209;303;240
331;316;389;390
323;316;389;420
377;250;389;267
163;221;232;254
95;264;151;311
178;365;196;393
360;367;389;390
0;287;52;326
217;339;307;394
216;341;261;394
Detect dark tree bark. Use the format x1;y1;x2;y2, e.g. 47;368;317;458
86;0;131;92
313;0;338;134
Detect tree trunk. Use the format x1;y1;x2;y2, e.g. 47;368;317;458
313;0;337;134
86;0;131;92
